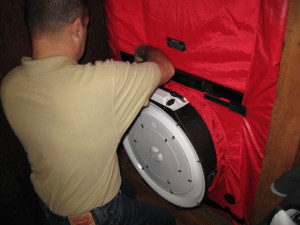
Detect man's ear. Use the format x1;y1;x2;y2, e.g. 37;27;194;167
71;17;82;38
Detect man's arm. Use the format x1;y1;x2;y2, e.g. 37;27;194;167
134;44;175;85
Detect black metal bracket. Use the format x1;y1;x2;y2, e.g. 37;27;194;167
171;71;247;117
120;51;247;117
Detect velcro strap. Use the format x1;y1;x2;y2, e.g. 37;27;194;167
68;212;95;225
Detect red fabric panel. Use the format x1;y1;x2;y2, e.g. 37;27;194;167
105;0;261;93
241;0;289;222
104;0;289;224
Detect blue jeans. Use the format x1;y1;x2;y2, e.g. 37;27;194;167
40;180;176;225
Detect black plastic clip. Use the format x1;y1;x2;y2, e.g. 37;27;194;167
204;94;247;117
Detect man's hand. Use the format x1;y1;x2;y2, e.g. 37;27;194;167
134;44;149;63
134;44;175;85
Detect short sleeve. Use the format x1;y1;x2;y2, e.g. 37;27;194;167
112;61;161;136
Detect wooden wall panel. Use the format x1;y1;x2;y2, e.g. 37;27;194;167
0;1;110;225
81;0;110;63
251;0;300;223
0;1;42;224
0;0;32;80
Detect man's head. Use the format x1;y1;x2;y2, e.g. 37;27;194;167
25;0;88;36
25;0;89;61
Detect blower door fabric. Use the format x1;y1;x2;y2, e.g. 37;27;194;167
106;1;260;93
104;0;289;224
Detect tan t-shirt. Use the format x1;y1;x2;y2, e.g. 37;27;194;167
1;56;160;216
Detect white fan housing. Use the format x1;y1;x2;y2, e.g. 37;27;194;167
123;88;216;207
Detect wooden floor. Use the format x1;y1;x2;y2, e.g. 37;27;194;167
119;151;233;225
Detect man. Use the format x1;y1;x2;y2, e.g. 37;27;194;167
1;0;175;224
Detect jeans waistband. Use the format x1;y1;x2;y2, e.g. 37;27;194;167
41;191;121;225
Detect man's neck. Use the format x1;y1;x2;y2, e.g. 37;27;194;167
32;33;78;61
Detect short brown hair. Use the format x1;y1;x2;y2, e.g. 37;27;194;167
25;0;88;35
